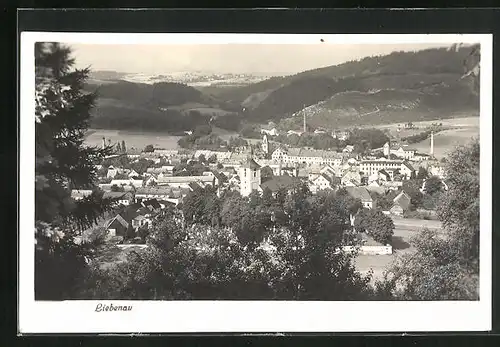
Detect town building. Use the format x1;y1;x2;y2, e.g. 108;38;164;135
238;156;261;197
383;142;416;160
110;179;144;189
332;130;349;141
258;175;300;196
400;161;416;179
343;145;354;154
390;191;412;215
341;169;362;187
260;125;279;136
104;214;130;238
345;186;375;209
70;189;93;200
135;186;174;201
153;149;179;157
156;175;219;189
103;191;135;205
271;147;343;167
359;158;404;178
309;173;339;194
428;164;446;179
106;166;118;178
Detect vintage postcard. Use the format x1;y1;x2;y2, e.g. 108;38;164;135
19;32;492;333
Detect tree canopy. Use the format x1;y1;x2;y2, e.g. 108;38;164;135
78;183;374;300
35;42;113;300
374;139;479;300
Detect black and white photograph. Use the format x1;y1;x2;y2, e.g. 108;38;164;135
19;32;492;333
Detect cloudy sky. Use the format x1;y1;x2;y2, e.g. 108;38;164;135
71;43;451;76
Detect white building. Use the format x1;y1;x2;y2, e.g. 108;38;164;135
238;157;261;197
428;164;446;179
400;161;416;180
134;187;173;200
309;174;336;194
271;147;343;167
261;127;279;136
71;189;93;200
156;175;218;189
383;142;416;160
153;149;179;157
345;186;374;209
110;179;144;188
359;159;404;178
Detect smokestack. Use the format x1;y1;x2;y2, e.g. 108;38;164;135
102;137;106;149
430;131;434;157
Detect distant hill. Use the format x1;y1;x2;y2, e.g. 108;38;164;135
86;46;480;133
85;80;242;133
89;70;128;80
216;46;479;128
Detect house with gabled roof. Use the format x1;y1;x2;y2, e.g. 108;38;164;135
258;175;300;196
104;214;130;238
128;169;140;178
342;145;354;154
390;190;412;216
345;186;375;209
71;189;93;201
400;161;416;180
141;198;162;212
103;191;134;205
320;164;337;178
310;173;341;194
378;169;391;181
341;170;362;187
106;167;118;178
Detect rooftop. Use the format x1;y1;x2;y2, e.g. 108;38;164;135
260;175;300;192
345;186;372;202
241;157;261;169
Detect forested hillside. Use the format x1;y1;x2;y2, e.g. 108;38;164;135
222;46;480;127
86;45;479;132
84;80;241;133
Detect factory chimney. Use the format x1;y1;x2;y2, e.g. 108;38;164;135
430;131;434;157
303;113;307;133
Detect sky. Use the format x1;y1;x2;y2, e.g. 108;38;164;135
70;43;451;76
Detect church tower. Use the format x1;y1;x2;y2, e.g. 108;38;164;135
383;141;390;158
262;134;269;156
238;154;261;197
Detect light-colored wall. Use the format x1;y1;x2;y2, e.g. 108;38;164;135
238;167;261;197
341;245;393;255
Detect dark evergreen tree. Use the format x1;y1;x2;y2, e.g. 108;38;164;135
35;42;114;300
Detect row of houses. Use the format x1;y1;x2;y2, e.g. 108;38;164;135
260;124;349;140
271;147;344;167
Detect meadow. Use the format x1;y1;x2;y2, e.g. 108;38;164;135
374;116;479;159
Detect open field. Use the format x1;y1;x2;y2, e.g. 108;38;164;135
410;127;479;159
371;115;479;131
84;128;238;150
355;217;444;284
371;116;479;159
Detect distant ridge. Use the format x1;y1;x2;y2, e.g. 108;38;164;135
86;45;480;132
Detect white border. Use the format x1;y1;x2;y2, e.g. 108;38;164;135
19;33;492;333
